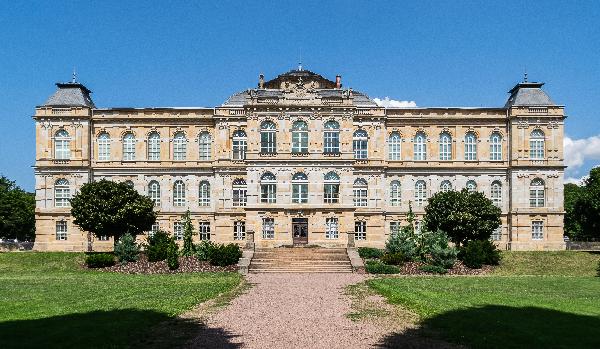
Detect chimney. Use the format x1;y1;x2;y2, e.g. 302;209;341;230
258;74;265;89
335;75;341;89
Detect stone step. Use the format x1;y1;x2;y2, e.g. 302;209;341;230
249;268;353;273
248;247;353;273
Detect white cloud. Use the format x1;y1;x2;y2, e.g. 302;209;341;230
564;135;600;171
564;176;587;185
373;97;417;108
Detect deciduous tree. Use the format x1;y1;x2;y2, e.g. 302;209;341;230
0;176;35;241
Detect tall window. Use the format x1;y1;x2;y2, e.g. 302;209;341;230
439;132;452;160
413;132;427;161
415;180;427;206
149;223;160;238
173;180;186;207
56;221;67;241
532;221;544;240
440;180;452;192
464;132;477;161
291;121;308;153
232;179;247;207
529;178;545;207
262;218;275;239
54;130;71;160
199;222;211;240
54;179;70;207
326;218;339;239
491;181;502;206
323;121;340;154
173;132;187;160
199;181;210;206
199;132;212;160
353;178;368;207
232;130;247;160
355;221;366;240
324;171;340;204
260;172;276;203
390;180;401;207
388;132;401;160
491;227;502;241
529;129;545;160
292;172;308;204
148;180;161;206
260;121;277;154
98;132;110;161
466;180;477;192
234;221;246;240
174;222;184;241
147;132;160;161
123;133;136;161
390;221;401;235
490;132;502;161
353;130;368;159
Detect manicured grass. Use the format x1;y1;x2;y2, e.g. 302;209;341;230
0;252;242;349
368;251;600;349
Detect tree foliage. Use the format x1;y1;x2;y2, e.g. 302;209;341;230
424;189;501;247
572;167;600;240
0;176;35;241
70;179;156;243
564;183;584;238
181;210;196;257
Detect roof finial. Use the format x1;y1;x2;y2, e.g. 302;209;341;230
298;61;302;71
72;67;77;83
524;71;528;83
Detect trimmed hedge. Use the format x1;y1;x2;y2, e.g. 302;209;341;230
85;253;115;268
365;260;400;274
208;243;242;266
357;247;384;259
419;264;447;274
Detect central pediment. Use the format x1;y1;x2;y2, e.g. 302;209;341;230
263;69;337;90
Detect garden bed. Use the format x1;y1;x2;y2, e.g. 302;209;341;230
397;260;492;275
91;254;237;274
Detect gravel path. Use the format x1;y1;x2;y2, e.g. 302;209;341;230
187;273;394;349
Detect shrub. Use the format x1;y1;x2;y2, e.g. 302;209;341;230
380;252;406;266
357;247;383;259
458;240;501;269
419;264;447;274
208;243;242;266
195;240;216;261
85;253;115;268
181;210;196;257
114;233;140;263
429;244;458;269
167;239;179;270
365;260;400;274
596;260;600;277
146;230;171;262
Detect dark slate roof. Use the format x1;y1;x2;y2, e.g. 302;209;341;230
221;89;378;107
264;69;336;89
505;82;555;107
43;82;95;108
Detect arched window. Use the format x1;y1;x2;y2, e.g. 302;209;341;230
123;133;136;161
414;180;427;206
260;172;276;203
54;130;71;160
490;132;502;161
440;180;452;192
353;178;368;207
324;171;340;203
439;132;452;161
413;132;427;161
232;130;247;160
54;178;71;207
291;121;308;153
147;132;161;161
491;181;502;206
199;132;212;160
173;132;187;160
466;180;477;192
260;121;277;154
173;180;186;206
353;130;368;159
529;178;545;207
390;180;401;207
292;172;308;203
199;181;211;206
388;132;401;160
232;178;247;206
98;132;111;161
530;129;545;160
464;132;477;161
148;180;161;206
323;121;340;154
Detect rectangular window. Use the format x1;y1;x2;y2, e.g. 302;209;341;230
490;143;502;161
529;188;545;207
529;140;545;160
262;218;275;239
233;188;247;207
55;187;71;207
55;140;71;160
234;221;246;240
233;139;247;160
292;132;308;153
324;131;340;154
173;140;187;161
261;132;276;154
199;222;211;241
353;140;368;159
464;143;477;161
353;188;368;207
324;184;339;203
439;143;452;161
532;221;544;240
354;221;367;240
55;221;67;241
149;223;160;238
98;235;110;241
390;221;401;235
174;222;184;241
325;218;339;239
292;184;308;203
491;227;502;241
260;184;276;203
123;139;136;161
148;138;160;161
98;140;110;161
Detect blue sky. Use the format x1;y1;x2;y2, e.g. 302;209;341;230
1;1;599;191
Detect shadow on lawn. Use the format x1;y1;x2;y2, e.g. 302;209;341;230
376;305;600;349
0;309;241;349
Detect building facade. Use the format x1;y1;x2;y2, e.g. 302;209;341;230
33;68;566;252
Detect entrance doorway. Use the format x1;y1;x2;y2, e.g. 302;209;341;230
292;218;308;245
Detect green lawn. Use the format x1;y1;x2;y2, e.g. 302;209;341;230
0;252;242;349
368;251;600;349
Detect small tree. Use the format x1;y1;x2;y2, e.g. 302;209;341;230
114;233;141;263
574;168;600;240
424;189;501;247
181;210;196;257
70;179;156;247
0;176;35;241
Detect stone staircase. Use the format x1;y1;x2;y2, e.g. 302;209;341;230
248;247;353;273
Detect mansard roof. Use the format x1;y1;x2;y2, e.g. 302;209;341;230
42;82;95;108
263;68;337;89
505;82;555;107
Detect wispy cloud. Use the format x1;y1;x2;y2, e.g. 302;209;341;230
373;97;417;108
